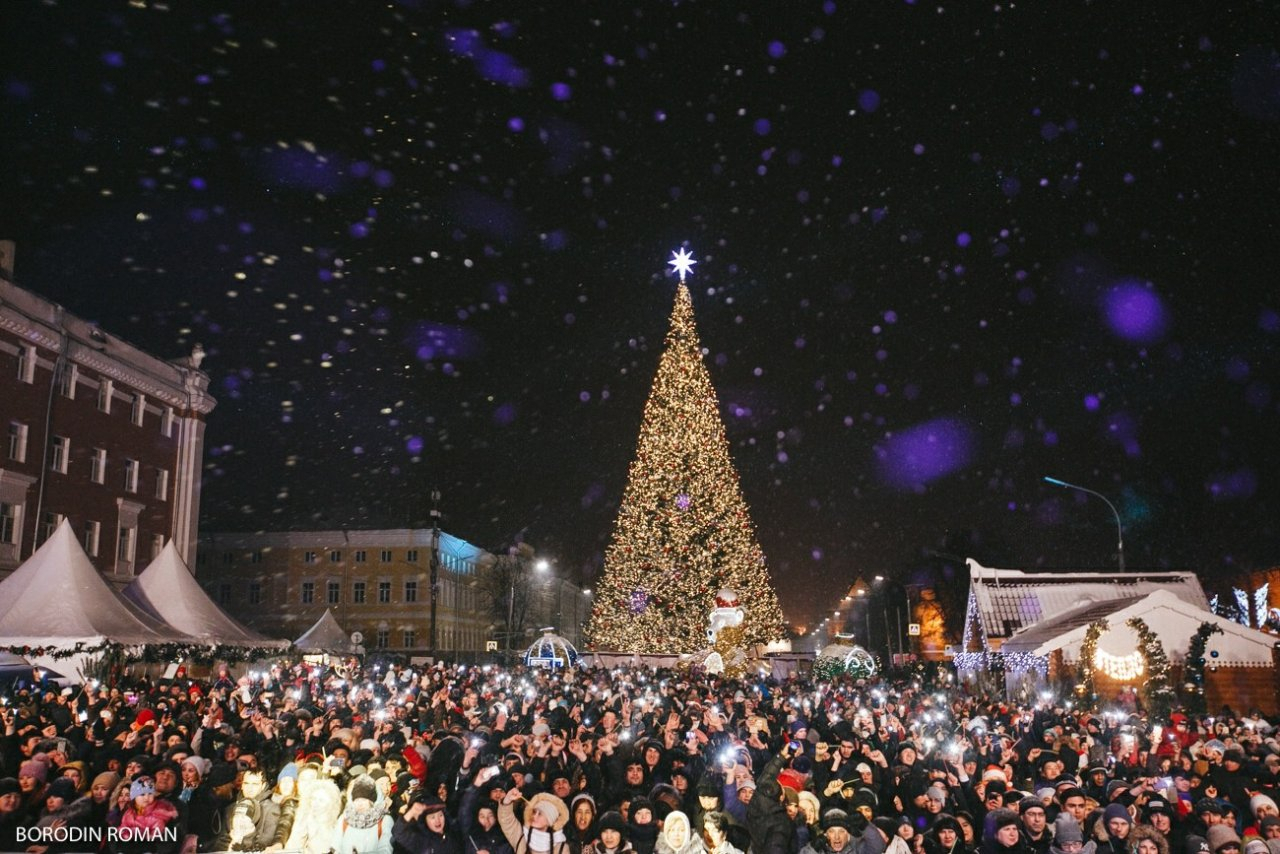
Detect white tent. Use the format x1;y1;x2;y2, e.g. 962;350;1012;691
124;541;289;650
0;520;197;675
294;609;363;656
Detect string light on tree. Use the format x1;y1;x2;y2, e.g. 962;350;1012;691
585;249;785;653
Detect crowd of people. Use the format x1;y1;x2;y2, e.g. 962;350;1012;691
0;659;1277;854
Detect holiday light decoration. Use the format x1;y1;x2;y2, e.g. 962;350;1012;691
585;278;785;653
1184;621;1223;714
1076;619;1108;701
1126;616;1176;719
1254;583;1269;627
1096;649;1145;680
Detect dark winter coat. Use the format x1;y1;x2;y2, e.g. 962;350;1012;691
747;755;796;854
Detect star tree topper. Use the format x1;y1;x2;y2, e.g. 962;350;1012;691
668;246;697;282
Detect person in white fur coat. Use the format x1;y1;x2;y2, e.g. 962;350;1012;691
331;774;392;854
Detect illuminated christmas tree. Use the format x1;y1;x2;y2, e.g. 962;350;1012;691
585;250;785;653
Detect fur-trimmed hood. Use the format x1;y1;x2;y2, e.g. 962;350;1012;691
1127;825;1169;854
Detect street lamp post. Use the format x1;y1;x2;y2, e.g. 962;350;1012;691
1043;476;1125;571
428;489;441;657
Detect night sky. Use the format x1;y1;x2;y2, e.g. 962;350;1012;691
4;1;1279;633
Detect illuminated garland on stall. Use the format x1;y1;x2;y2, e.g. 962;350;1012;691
585;282;786;653
1076;619;1108;703
3;642;288;666
1126;617;1177;720
1184;621;1223;713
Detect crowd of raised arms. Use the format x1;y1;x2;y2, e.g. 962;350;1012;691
0;659;1277;854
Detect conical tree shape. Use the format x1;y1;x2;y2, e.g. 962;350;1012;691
586;284;785;653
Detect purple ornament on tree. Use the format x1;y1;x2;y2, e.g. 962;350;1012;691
629;589;649;614
675;494;691;510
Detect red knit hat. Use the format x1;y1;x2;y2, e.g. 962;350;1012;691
402;746;428;782
132;709;156;731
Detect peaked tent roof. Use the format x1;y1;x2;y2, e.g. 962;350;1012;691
124;541;289;649
294;609;362;655
967;559;1209;642
0;520;195;647
1004;589;1277;666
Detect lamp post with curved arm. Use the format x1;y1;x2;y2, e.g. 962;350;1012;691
1043;476;1125;571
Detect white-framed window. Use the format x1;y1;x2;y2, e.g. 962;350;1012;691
97;379;113;413
56;363;77;398
380;549;392;562
247;582;262;605
131;393;145;426
378;581;391;603
406;549;419;562
151;533;165;560
91;448;107;484
250;550;263;564
326;580;340;604
50;435;69;474
83;521;101;557
404;581;418;603
161;406;175;437
353;581;366;603
124;459;139;493
301;581;315;603
40;511;62;544
0;502;19;545
376;629;390;649
7;422;27;463
354;550;367;563
155;468;169;500
329;550;342;563
403;629;416;649
16;345;35;383
117;526;135;563
217;583;232;605
303;550;317;564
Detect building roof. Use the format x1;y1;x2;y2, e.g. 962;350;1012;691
0;520;194;647
967;559;1209;643
200;528;487;565
124;541;289;648
1005;589;1278;665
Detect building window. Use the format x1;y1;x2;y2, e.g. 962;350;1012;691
155;469;169;500
248;582;262;605
378;581;391;603
56;363;77;399
380;549;392;563
41;512;63;544
151;534;164;560
327;580;340;604
1;503;20;545
376;629;389;649
303;550;317;564
83;521;100;557
352;549;366;563
403;629;416;649
50;435;69;474
162;407;175;437
124;459;139;493
117;526;135;563
8;422;28;463
404;581;418;603
353;581;366;603
217;583;232;605
301;582;315;604
131;393;145;426
91;449;107;484
250;550;262;564
16;346;35;384
222;551;234;565
329;550;342;563
406;549;419;562
97;379;113;413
